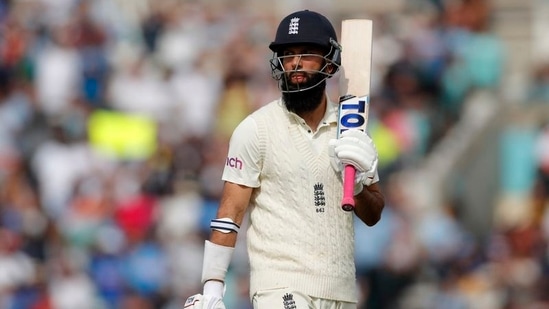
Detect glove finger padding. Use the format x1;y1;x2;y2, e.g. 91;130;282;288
330;129;378;188
334;129;377;172
184;294;226;309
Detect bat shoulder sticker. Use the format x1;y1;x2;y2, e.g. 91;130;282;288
338;94;369;135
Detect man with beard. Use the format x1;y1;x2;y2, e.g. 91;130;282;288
185;10;384;309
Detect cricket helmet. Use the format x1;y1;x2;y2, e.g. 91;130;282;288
269;10;341;92
269;10;339;58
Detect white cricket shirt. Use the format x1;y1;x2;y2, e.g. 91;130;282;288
222;97;360;303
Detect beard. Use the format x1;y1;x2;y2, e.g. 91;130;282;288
281;72;326;114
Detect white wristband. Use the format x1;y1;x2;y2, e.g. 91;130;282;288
203;280;225;298
201;240;234;284
353;182;363;196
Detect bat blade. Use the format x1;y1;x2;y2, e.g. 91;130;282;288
337;19;373;211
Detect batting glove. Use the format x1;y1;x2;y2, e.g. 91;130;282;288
184;294;226;309
329;129;378;194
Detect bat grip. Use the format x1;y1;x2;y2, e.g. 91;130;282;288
341;165;356;211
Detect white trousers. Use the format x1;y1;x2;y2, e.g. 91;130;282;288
252;288;356;309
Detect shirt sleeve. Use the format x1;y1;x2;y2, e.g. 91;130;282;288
221;116;261;188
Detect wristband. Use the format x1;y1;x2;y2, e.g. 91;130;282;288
203;280;225;298
210;218;240;234
201;240;234;284
353;182;363;196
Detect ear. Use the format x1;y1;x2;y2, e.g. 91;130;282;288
325;63;337;75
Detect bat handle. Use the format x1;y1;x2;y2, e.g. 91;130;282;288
341;165;356;211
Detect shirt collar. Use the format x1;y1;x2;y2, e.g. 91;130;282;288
324;98;338;125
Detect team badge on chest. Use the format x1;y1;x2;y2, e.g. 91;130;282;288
283;293;297;309
314;182;326;213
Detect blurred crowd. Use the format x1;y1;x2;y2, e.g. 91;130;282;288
2;0;549;308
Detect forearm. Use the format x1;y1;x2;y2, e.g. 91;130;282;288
202;182;251;286
354;182;384;226
202;226;241;286
210;230;238;248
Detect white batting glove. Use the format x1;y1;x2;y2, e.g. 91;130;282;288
184;294;226;309
329;129;378;194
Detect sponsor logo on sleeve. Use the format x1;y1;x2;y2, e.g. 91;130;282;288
226;156;243;170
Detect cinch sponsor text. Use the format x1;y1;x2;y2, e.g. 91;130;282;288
226;157;243;170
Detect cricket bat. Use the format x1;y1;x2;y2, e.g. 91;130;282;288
337;19;373;211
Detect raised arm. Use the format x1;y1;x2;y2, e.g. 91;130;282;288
329;128;385;226
354;182;384;226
